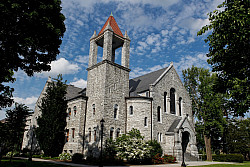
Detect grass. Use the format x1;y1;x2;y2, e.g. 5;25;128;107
194;161;250;167
0;157;71;167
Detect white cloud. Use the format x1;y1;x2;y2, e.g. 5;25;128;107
36;58;80;78
13;96;38;111
69;78;87;89
74;55;89;64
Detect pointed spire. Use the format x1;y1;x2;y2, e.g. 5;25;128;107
91;30;97;39
124;30;130;40
98;14;123;37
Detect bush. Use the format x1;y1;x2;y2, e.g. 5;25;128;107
6;151;20;157
162;154;176;163
152;153;164;164
32;154;42;158
213;154;244;163
147;140;163;158
59;153;72;161
72;153;83;163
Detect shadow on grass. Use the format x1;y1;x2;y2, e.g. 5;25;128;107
0;158;71;167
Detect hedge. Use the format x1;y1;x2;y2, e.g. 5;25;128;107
212;154;244;163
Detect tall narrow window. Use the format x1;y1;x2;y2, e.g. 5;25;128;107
164;92;167;112
92;104;95;115
144;117;148;127
94;128;97;141
160;133;162;142
179;97;182;116
66;129;69;142
114;104;118;119
73;106;77;116
157;106;161;122
129;106;133;115
116;128;120;138
170;88;176;114
110;127;114;140
72;128;75;139
68;108;71;117
88;128;91;142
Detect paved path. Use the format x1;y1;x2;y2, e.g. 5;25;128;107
29;158;236;167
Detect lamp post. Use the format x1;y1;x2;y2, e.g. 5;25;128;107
180;127;186;167
99;119;105;167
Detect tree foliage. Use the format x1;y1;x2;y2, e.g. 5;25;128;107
4;103;31;153
0;0;66;109
36;75;67;157
225;118;250;160
197;0;250;116
182;66;227;160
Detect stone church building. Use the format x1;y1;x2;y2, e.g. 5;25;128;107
22;15;198;161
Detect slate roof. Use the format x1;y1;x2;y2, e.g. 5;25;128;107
167;118;182;132
65;85;86;101
129;67;168;96
98;15;123;37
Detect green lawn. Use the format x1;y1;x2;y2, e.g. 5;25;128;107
194;161;250;167
0;158;71;167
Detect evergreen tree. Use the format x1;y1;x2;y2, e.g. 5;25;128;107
4;103;31;161
36;75;67;157
197;0;249;116
182;66;227;161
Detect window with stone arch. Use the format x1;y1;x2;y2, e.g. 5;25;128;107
157;106;161;122
129;106;133;115
92;104;95;115
179;97;182;116
68;108;71;117
116;128;120;138
114;104;118;119
144;117;148;127
88;128;91;142
73;106;77;116
110;127;114;140
164;92;167;112
170;88;176;114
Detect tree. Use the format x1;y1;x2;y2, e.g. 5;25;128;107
197;0;250;116
225;118;250;160
36;75;67;157
182;66;226;161
0;0;66;109
4;103;31;161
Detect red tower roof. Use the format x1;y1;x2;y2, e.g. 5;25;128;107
98;15;123;37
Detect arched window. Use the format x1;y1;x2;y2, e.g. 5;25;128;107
160;133;162;142
73;106;77;116
66;129;69;142
144;117;148;127
164;92;167;112
114;104;118;119
179;97;182;116
94;127;97;141
92;104;95;115
72;128;75;139
129;106;133;115
116;128;120;138
110;127;114;140
68;108;71;117
170;88;176;114
157;106;161;122
88;128;91;142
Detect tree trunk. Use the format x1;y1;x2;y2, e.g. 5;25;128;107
204;135;212;161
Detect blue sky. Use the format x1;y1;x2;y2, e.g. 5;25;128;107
0;0;225;120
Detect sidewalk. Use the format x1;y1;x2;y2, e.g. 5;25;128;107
30;158;236;167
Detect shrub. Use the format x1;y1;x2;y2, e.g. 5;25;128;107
59;153;72;161
162;154;176;163
6;151;20;157
72;153;83;163
147;140;163;158
213;154;244;163
32;154;42;158
152;153;164;164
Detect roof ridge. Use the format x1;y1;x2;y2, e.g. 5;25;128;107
130;66;168;80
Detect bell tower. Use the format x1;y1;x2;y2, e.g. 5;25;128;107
85;14;130;156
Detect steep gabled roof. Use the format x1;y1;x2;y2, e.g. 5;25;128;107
167;118;182;132
98;15;123;37
129;67;169;96
65;85;86;100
